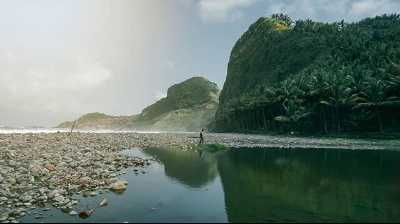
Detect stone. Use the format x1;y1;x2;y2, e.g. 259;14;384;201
20;195;32;203
79;209;94;219
53;195;65;204
9;178;16;185
38;195;48;202
0;133;157;220
45;164;56;172
79;177;91;187
110;180;128;193
0;214;9;222
99;198;108;207
69;211;78;216
47;190;59;199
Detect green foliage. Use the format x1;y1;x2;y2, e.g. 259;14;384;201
77;112;110;122
141;76;219;120
57;77;220;131
216;14;400;134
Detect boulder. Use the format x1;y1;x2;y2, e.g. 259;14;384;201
110;180;128;193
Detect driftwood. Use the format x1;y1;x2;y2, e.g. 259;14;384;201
69;120;77;136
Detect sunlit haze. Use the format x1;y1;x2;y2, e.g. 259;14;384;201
1;0;399;127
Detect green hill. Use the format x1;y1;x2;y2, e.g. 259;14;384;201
215;14;400;134
57;112;135;129
139;76;218;118
133;76;219;131
57;76;219;131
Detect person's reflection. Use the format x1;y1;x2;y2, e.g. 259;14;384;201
197;147;204;159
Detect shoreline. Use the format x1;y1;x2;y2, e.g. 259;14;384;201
1;132;399;222
0;132;197;223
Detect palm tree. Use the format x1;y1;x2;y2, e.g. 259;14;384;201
352;77;387;133
316;72;360;133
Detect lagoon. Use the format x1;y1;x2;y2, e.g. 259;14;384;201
21;146;400;223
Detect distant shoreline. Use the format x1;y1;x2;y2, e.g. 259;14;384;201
2;127;400;142
1;131;398;151
0;128;197;135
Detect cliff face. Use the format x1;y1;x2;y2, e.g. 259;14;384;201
215;14;400;133
134;76;219;131
57;76;219;131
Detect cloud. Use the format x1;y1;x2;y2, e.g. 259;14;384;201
263;0;400;22
0;52;112;124
194;0;400;23
198;0;258;22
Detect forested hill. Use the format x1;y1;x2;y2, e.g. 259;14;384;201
58;76;219;131
215;14;400;134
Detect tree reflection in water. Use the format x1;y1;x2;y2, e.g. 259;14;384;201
218;148;400;222
143;146;400;222
143;147;219;188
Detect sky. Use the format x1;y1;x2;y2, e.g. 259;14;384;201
0;0;399;127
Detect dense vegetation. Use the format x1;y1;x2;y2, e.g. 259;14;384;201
215;14;400;134
140;76;219;120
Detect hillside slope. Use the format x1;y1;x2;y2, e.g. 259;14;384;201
215;14;400;133
57;76;219;131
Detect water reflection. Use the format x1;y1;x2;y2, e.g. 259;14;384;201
218;148;400;222
145;146;400;222
20;146;400;223
143;147;218;188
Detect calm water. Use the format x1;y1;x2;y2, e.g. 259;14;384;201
21;147;400;223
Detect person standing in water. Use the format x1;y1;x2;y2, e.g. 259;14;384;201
199;129;205;144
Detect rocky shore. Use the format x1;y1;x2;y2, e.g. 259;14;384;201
0;132;197;223
0;131;399;223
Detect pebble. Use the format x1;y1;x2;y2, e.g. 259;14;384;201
0;214;9;222
0;132;162;222
69;211;78;216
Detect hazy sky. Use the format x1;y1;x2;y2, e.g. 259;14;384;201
1;0;399;127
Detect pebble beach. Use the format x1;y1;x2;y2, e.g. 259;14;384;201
0;131;399;223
